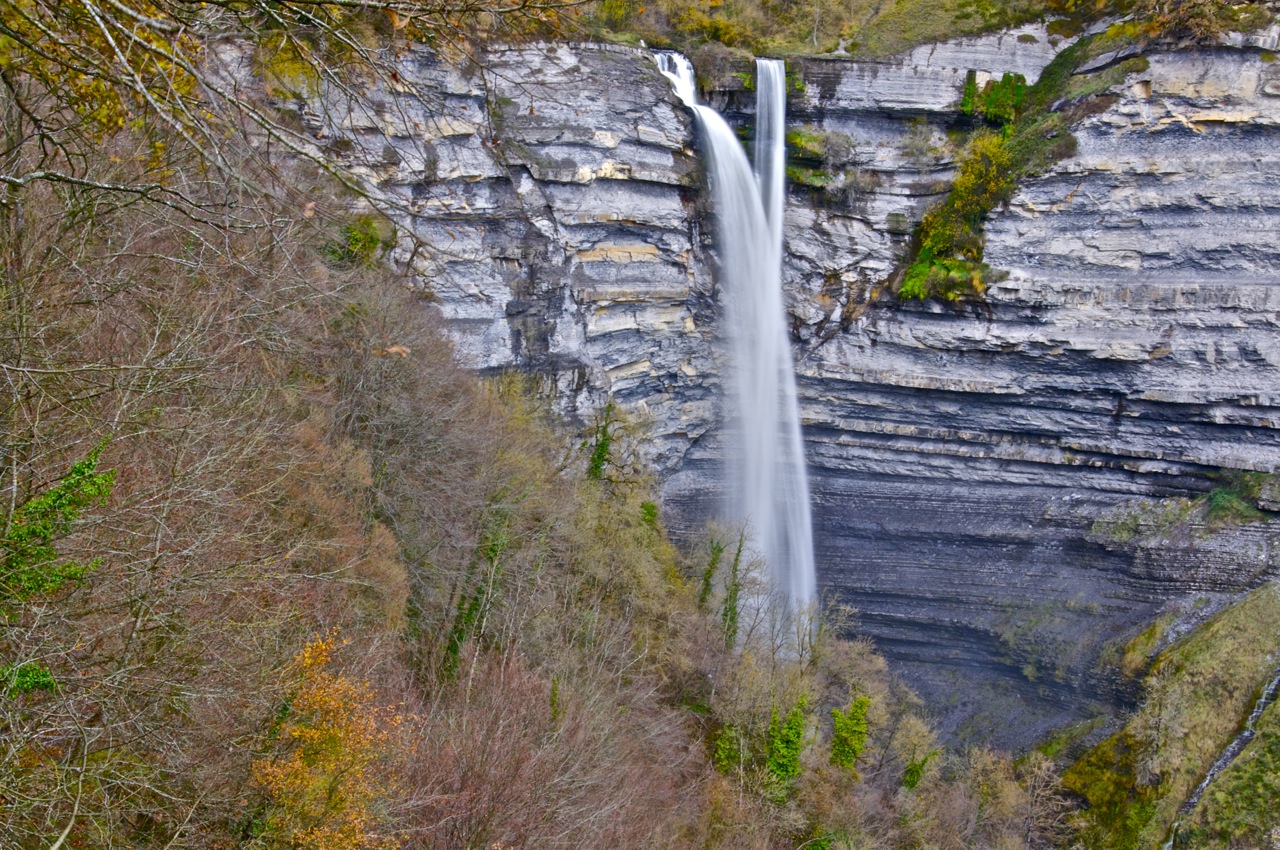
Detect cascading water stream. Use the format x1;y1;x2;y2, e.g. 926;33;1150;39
1163;663;1280;848
656;53;816;609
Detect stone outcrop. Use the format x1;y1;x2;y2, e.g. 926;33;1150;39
304;43;723;472
777;35;1280;744
312;27;1280;747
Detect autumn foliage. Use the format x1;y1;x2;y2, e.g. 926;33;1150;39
250;636;402;850
0;0;1095;846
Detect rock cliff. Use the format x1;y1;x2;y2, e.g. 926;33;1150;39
781;33;1280;744
301;42;722;471
308;26;1280;746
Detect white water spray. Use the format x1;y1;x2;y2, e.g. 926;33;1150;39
656;53;816;608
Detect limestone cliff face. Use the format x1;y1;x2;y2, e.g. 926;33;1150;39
778;35;1280;744
307;43;721;472
317;29;1280;746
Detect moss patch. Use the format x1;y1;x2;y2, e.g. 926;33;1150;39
784;125;857;201
1035;715;1107;761
1065;584;1280;850
1182;698;1280;848
1089;473;1276;547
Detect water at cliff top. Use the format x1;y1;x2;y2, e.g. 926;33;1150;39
655;53;816;608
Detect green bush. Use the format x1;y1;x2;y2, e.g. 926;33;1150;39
713;724;745;774
720;533;744;648
902;750;935;790
960;71;1027;125
322;214;387;267
1;662;57;697
585;403;617;480
900;250;995;303
1200;471;1273;527
830;696;870;773
959;70;979;115
981;72;1026;124
698;536;725;610
2;443;114;603
766;700;807;786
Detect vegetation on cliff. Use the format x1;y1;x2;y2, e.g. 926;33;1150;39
584;0;1273;59
588;0;1052;56
898;25;1158;302
895;0;1275;302
0;2;1087;847
1064;584;1280;850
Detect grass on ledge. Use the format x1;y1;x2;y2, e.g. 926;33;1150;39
1064;584;1280;850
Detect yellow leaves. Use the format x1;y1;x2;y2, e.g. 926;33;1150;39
251;633;401;850
385;8;408;30
298;633;339;671
258;32;323;99
2;0;576;182
1;0;200;140
950;130;1015;227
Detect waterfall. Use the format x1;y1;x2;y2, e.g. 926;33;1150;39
656;53;816;609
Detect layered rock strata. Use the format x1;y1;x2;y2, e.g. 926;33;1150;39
784;39;1280;744
305;29;1280;746
302;43;722;471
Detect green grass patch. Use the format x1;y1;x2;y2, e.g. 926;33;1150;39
583;0;1056;61
1034;715;1107;761
899;249;1000;302
1066;730;1159;850
1065;584;1280;850
1203;470;1272;528
845;0;1050;59
1118;614;1173;678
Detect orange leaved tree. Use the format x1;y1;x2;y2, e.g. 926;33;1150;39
250;633;405;850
